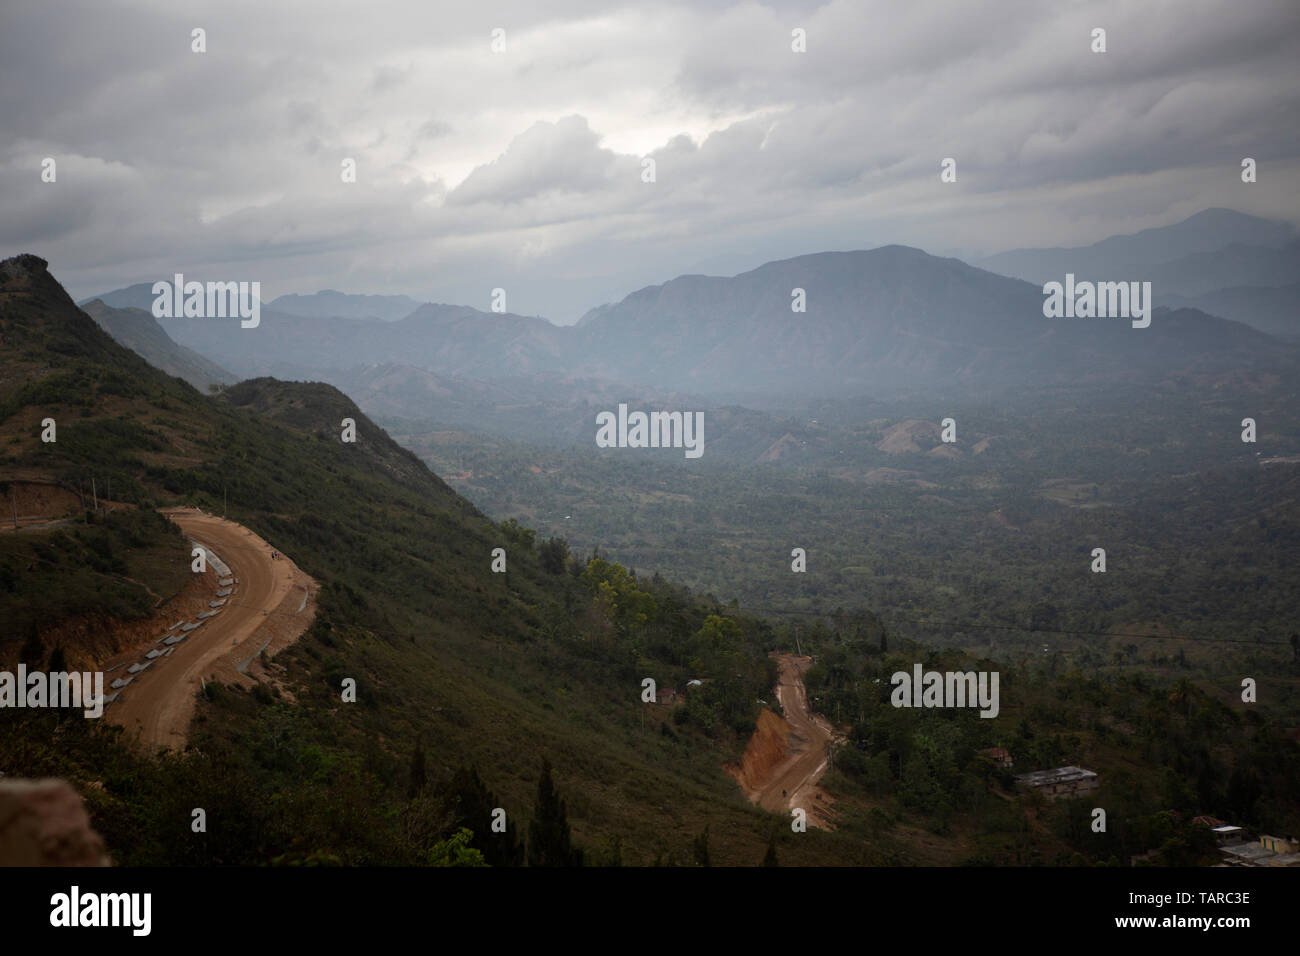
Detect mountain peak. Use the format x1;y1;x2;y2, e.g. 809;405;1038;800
0;254;50;286
754;244;933;270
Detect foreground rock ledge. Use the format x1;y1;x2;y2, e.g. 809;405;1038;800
0;778;110;866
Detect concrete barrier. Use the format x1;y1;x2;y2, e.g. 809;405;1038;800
192;543;231;579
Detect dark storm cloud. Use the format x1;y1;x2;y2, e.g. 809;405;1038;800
0;0;1296;321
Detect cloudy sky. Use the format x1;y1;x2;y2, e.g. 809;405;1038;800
2;0;1297;322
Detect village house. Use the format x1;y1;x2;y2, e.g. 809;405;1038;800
978;747;1013;768
1191;817;1248;848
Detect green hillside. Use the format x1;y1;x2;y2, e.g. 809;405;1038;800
3;254;1296;867
0;255;845;864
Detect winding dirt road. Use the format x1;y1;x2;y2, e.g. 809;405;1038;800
104;508;315;750
730;653;839;828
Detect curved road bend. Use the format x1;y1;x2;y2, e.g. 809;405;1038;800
108;509;301;750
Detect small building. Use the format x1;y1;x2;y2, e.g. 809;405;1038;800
1209;825;1246;847
1014;766;1099;800
1259;835;1300;856
978;747;1013;768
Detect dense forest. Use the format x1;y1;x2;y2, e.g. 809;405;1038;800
393;384;1300;674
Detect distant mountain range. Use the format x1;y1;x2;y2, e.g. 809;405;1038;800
979;208;1296;280
77;210;1298;413
81;286;569;381
568;244;1294;395
1161;283;1300;340
980;208;1299;335
267;290;423;322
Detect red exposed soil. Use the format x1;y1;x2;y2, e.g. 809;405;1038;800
727;653;841;829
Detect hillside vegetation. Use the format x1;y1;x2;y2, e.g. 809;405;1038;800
3;254;1296;866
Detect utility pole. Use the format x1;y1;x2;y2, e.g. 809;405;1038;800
223;484;227;518
92;478;98;513
795;629;803;657
11;485;18;531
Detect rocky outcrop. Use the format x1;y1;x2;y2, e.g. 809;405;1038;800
0;254;49;288
0;778;110;866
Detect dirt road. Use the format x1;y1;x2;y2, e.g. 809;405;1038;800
105;508;315;750
729;653;839;828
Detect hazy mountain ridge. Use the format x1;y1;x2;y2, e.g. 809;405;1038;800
570;246;1295;395
82;230;1297;404
1144;240;1300;297
267;290;424;322
979;208;1298;284
1161;283;1300;339
80;299;235;391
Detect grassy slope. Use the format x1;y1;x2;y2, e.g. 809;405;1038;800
0;256;876;865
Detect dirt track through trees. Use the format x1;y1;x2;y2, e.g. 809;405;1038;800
729;653;839;829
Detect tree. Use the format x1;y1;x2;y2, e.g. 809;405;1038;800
440;765;523;867
692;826;711;867
692;614;745;676
539;536;569;575
581;557;658;636
761;831;780;867
500;518;536;550
427;828;489;867
407;743;427;800
527;758;582;866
